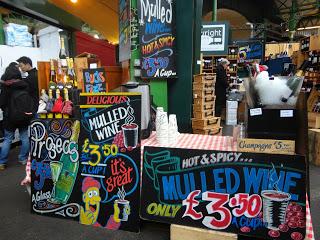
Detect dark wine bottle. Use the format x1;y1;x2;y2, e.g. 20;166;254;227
59;37;68;67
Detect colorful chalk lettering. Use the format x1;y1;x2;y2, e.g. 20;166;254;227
138;0;177;78
30;119;80;220
79;93;141;232
140;147;306;240
83;68;107;93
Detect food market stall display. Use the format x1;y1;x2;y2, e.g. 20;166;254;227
139;132;314;240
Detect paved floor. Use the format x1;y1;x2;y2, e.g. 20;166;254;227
0;148;319;240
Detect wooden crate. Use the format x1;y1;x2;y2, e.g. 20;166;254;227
193;127;222;136
193;89;215;98
193;95;216;105
193;82;215;90
308;129;320;166
307;88;320;112
171;225;237;240
308;112;320;128
193;109;215;119
192;117;221;129
310;35;320;51
193;74;216;84
193;102;215;112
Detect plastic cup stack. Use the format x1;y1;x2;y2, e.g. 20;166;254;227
156;111;169;145
168;114;179;144
155;107;164;139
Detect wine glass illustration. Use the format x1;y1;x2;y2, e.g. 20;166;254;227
49;161;63;204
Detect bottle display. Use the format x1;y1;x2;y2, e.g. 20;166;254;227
49;59;57;90
59;37;68;67
51;120;80;204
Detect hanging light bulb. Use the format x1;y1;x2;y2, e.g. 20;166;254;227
70;0;78;3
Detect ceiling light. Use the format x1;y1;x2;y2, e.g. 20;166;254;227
94;34;99;39
70;0;78;3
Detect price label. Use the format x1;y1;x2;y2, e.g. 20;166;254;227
280;110;293;118
250;108;262;116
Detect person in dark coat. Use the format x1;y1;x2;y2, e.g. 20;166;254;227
0;63;30;169
215;58;230;117
17;56;39;113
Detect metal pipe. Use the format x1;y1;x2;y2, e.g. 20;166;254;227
212;0;217;21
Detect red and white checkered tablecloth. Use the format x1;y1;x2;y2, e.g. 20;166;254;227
141;132;315;240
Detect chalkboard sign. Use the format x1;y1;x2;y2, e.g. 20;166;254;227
138;0;177;79
119;0;131;62
30;119;81;220
141;147;306;240
78;93;141;232
83;68;107;93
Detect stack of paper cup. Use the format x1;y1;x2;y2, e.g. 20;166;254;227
156;107;164;139
157;111;169;145
168;114;179;144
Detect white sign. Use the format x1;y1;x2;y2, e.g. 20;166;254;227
280;110;294;118
201;24;226;52
250;108;262;116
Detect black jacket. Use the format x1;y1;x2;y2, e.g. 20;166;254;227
0;79;30;130
25;68;39;113
215;64;228;104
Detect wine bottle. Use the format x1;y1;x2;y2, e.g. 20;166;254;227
69;58;78;88
49;59;57;90
52;120;80;204
59;37;68;67
65;58;73;89
57;59;65;90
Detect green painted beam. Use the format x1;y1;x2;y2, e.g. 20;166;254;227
212;0;217;21
193;0;203;75
168;0;194;132
150;80;168;112
0;15;5;45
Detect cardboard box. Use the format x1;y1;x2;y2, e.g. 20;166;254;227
308;112;320;129
171;225;237;240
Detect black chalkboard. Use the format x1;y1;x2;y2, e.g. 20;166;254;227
141;147;307;240
83;68;107;93
30;119;81;220
138;0;177;79
78;93;141;232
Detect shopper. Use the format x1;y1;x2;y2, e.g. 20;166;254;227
17;56;39;113
0;63;33;169
215;58;230;117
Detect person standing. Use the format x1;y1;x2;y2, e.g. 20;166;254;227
215;58;230;117
17;56;39;113
0;63;32;169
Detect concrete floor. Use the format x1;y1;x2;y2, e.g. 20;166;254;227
0;147;319;240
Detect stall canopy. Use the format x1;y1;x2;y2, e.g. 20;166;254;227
49;0;119;44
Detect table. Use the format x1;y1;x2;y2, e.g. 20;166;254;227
141;132;315;240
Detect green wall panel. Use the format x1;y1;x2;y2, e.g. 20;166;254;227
150;80;168;112
168;0;195;132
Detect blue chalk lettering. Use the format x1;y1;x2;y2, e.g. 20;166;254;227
283;171;302;201
213;168;226;193
225;168;240;194
162;175;178;200
244;167;263;193
200;171;207;192
175;174;191;200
